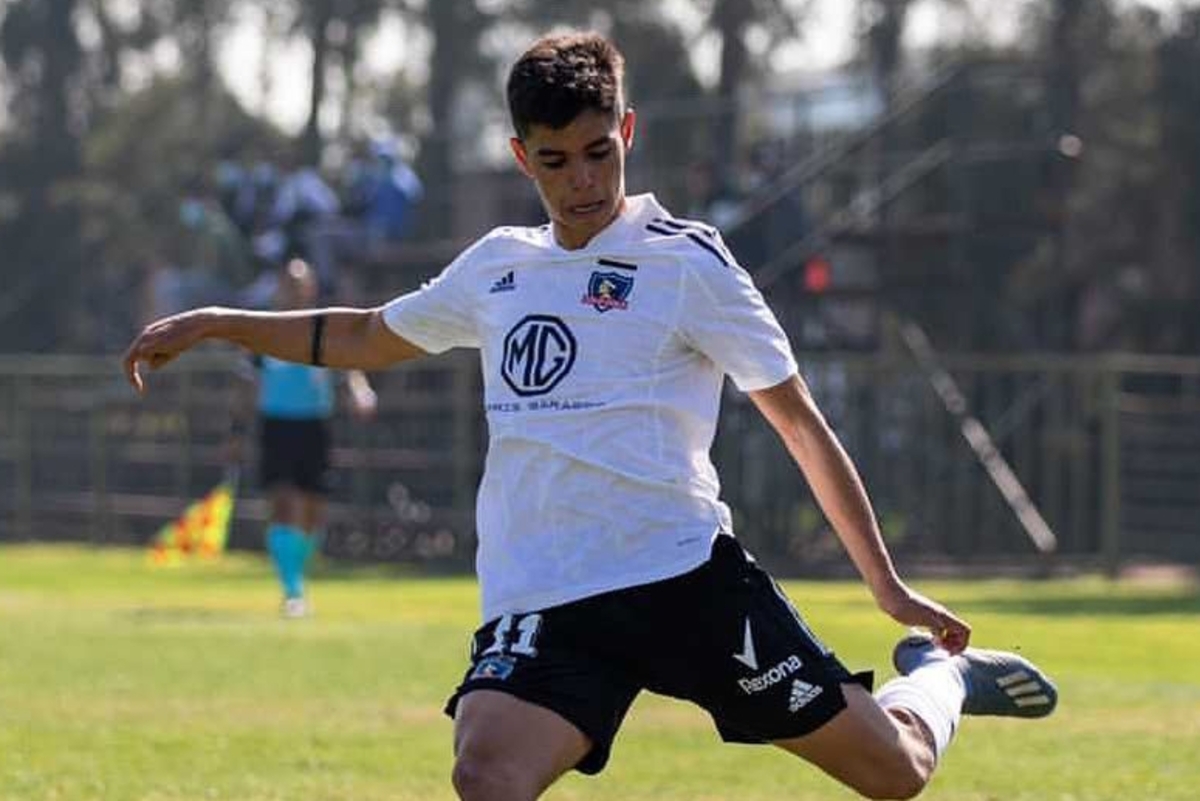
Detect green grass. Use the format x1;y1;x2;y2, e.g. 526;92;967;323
0;545;1198;800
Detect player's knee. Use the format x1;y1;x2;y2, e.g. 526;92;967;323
451;752;533;801
854;753;930;800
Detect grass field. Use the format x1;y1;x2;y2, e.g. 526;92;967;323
0;545;1197;801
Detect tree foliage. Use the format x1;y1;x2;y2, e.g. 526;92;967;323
0;0;1199;352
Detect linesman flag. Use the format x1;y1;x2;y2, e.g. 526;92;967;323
148;470;238;565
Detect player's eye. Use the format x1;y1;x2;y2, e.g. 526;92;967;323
540;158;566;170
587;147;612;161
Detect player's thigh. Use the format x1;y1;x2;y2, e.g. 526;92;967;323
453;689;591;797
299;493;327;531
445;607;641;776
647;535;868;743
773;683;931;798
268;484;306;523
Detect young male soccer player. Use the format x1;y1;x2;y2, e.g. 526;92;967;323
124;31;1056;801
229;259;377;617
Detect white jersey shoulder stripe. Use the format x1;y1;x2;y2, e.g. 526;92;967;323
644;216;736;269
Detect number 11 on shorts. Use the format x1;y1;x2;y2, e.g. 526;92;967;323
481;613;544;658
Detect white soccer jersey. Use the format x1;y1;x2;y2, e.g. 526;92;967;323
383;194;798;621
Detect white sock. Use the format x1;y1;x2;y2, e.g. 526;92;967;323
875;660;966;760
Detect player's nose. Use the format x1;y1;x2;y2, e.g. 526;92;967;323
567;160;595;190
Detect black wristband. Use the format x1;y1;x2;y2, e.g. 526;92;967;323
310;313;327;367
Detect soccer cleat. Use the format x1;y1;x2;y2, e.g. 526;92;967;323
892;631;1058;718
281;596;310;619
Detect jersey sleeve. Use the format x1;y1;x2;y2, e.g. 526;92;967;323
678;247;798;392
380;243;483;353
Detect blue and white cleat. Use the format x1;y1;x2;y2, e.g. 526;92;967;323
893;631;1058;718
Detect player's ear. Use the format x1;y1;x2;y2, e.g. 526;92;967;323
620;108;636;152
510;137;534;178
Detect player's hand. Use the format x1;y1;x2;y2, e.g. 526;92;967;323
122;309;214;393
350;385;378;421
345;370;378;421
874;581;971;653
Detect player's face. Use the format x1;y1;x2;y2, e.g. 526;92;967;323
275;261;319;309
511;108;636;250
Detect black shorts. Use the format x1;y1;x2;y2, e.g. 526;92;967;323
258;417;331;495
444;535;873;775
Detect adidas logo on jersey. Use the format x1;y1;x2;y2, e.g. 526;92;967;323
788;679;823;712
489;270;516;293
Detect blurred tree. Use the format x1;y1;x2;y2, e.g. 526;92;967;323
294;0;338;165
858;0;908;89
1009;1;1171;351
1156;8;1200;351
608;13;707;205
851;0;971;346
1004;2;1200;353
696;0;806;197
148;0;239;138
79;77;284;348
225;0;398;165
82;76;285;267
332;0;397;142
0;0;254;350
80;0;165;98
0;0;86;350
417;0;496;238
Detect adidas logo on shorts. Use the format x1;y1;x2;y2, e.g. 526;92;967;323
788;679;823;713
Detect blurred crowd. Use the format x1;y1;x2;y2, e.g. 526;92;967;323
140;137;424;325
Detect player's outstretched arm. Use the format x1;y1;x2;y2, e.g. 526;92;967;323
123;305;426;394
749;374;971;653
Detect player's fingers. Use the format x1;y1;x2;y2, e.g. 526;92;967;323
122;346;145;393
933;615;971;653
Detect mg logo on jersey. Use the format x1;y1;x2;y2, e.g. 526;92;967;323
581;271;633;312
502;315;577;397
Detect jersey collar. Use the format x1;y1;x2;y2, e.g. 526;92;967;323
548;193;665;253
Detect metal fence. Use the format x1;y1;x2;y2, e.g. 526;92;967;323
0;350;483;565
717;352;1200;575
1;350;1197;574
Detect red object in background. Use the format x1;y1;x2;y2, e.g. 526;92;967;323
803;256;832;293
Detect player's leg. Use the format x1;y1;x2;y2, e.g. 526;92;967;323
259;417;310;613
777;632;1058;798
299;491;327;561
664;536;961;799
444;606;642;800
773;682;946;799
265;483;309;614
270;418;330;616
293;421;330;612
451;690;590;801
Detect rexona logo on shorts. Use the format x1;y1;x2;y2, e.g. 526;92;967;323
737;654;804;695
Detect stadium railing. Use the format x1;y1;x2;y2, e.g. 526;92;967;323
1;350;1198;575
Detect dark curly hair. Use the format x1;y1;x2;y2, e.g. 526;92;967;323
506;31;626;140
